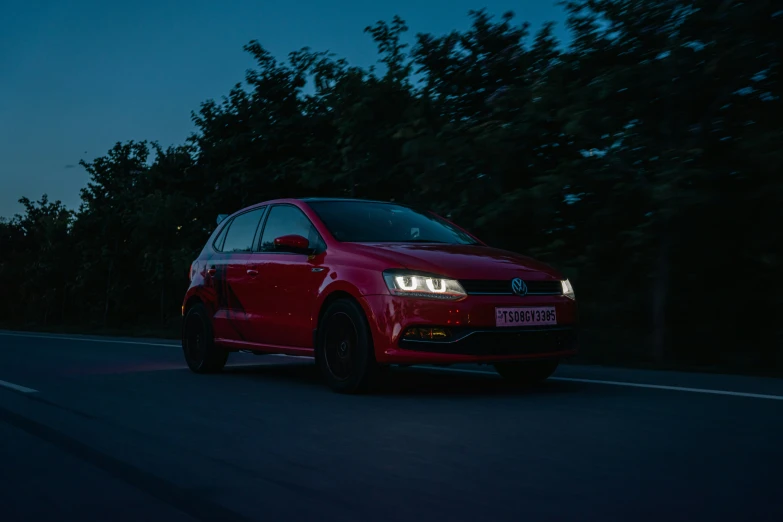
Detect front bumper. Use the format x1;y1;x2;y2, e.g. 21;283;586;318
360;294;579;364
399;326;577;356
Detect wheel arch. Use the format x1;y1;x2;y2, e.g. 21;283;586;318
313;285;376;349
317;290;357;323
182;285;217;318
182;295;203;316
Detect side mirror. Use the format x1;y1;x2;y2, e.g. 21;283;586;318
273;234;310;252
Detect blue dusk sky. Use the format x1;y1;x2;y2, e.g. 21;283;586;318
0;0;567;218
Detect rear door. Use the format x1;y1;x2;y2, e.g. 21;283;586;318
244;204;328;349
209;206;266;343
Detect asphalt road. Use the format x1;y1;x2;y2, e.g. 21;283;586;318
1;330;782;522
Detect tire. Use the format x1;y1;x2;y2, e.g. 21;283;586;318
316;298;380;394
494;359;559;387
182;303;228;373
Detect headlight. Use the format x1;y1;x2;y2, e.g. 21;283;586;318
383;270;467;300
561;279;575;300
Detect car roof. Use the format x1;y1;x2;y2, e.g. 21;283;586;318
297;197;400;205
224;197;410;219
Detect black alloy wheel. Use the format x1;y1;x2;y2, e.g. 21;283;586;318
182;303;228;373
323;312;358;382
316;298;382;394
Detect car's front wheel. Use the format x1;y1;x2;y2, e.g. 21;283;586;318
316;298;381;394
182;303;228;373
494;359;559;386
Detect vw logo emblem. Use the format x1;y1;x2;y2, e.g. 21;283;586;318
511;278;528;296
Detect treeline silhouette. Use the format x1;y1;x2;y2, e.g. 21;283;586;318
1;2;780;372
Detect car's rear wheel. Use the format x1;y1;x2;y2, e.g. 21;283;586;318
182;303;228;373
494;359;559;386
316;299;381;394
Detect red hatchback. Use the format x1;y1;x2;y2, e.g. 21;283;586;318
181;198;578;393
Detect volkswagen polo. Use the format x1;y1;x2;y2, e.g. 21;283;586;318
181;198;578;393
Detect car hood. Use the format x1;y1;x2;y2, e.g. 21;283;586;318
349;243;562;280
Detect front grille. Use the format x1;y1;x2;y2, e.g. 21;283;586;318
460;279;562;295
399;327;577;356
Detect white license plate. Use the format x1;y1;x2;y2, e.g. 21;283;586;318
496;307;557;327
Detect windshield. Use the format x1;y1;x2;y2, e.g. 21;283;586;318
306;201;479;245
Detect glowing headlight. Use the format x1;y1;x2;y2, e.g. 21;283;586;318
561;279;575;300
383;271;467;300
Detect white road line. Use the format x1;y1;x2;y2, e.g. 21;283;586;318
412;367;496;376
0;379;38;394
0;332;177;348
412;366;783;401
548;377;783;401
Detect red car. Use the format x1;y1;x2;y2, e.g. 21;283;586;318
181;198;577;393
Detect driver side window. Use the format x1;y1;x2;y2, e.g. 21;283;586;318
258;205;323;253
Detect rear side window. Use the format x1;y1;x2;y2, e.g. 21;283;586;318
212;222;230;251
221;208;264;253
259;205;322;252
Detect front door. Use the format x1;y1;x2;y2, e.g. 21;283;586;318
244;204;328;349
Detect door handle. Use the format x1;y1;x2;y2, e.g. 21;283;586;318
246;269;259;277
207;266;217;276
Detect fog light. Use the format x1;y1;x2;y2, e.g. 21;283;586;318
403;327;451;340
431;328;450;339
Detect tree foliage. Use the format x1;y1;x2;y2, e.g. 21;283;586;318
1;2;780;370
